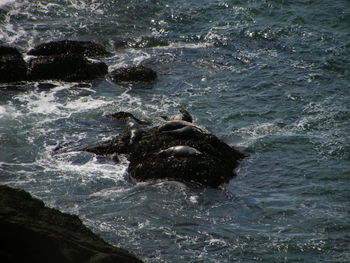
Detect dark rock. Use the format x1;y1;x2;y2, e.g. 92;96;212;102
28;54;108;82
82;116;245;188
106;111;151;125
28;40;112;57
36;83;58;90
0;185;144;263
127;127;245;188
83;132;131;156
0;46;27;82
109;66;157;82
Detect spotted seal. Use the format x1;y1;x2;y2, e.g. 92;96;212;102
127;118;144;144
158;120;193;132
158;145;202;157
162;125;203;139
160;109;193;123
106;111;151;125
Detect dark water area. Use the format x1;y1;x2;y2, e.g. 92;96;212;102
1;0;350;262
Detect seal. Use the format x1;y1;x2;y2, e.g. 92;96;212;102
160;109;193;123
162;125;203;139
158;120;193;132
127;118;144;144
106;111;151;125
158;145;202;157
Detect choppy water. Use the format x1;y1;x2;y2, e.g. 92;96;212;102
1;0;350;262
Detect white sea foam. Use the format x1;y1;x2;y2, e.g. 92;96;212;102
0;0;16;7
0;104;20;118
37;146;129;184
233;121;283;147
154;41;213;51
12;84;112;119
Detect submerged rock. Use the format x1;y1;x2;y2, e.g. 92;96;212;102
83;111;245;188
109;66;157;82
0;185;144;263
28;40;112;57
28;54;108;82
0;46;27;82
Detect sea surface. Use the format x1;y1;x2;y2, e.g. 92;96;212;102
1;0;350;262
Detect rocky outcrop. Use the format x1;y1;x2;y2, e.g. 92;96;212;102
0;185;144;263
127;126;245;188
27;54;108;82
26;40;110;82
28;40;112;57
0;46;27;82
83;112;245;188
109;66;157;82
1;41;158;83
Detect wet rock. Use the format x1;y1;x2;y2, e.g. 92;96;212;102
0;185;144;263
28;40;112;57
109;66;157;82
0;46;27;82
83;131;131;156
82;113;245;188
28;54;108;82
127;126;245;188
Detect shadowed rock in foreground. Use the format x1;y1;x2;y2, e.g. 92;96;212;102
0;185;144;263
83;111;245;188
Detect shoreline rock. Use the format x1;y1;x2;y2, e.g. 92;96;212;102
0;184;144;263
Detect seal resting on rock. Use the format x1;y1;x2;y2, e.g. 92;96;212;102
158;120;193;132
106;111;151;125
80;109;246;188
160;109;193;123
127;118;144;145
158;145;202;157
162;125;205;139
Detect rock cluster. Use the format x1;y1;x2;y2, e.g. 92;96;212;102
83;110;245;188
0;185;144;263
0;40;157;83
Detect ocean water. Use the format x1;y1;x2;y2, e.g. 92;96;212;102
1;0;350;262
